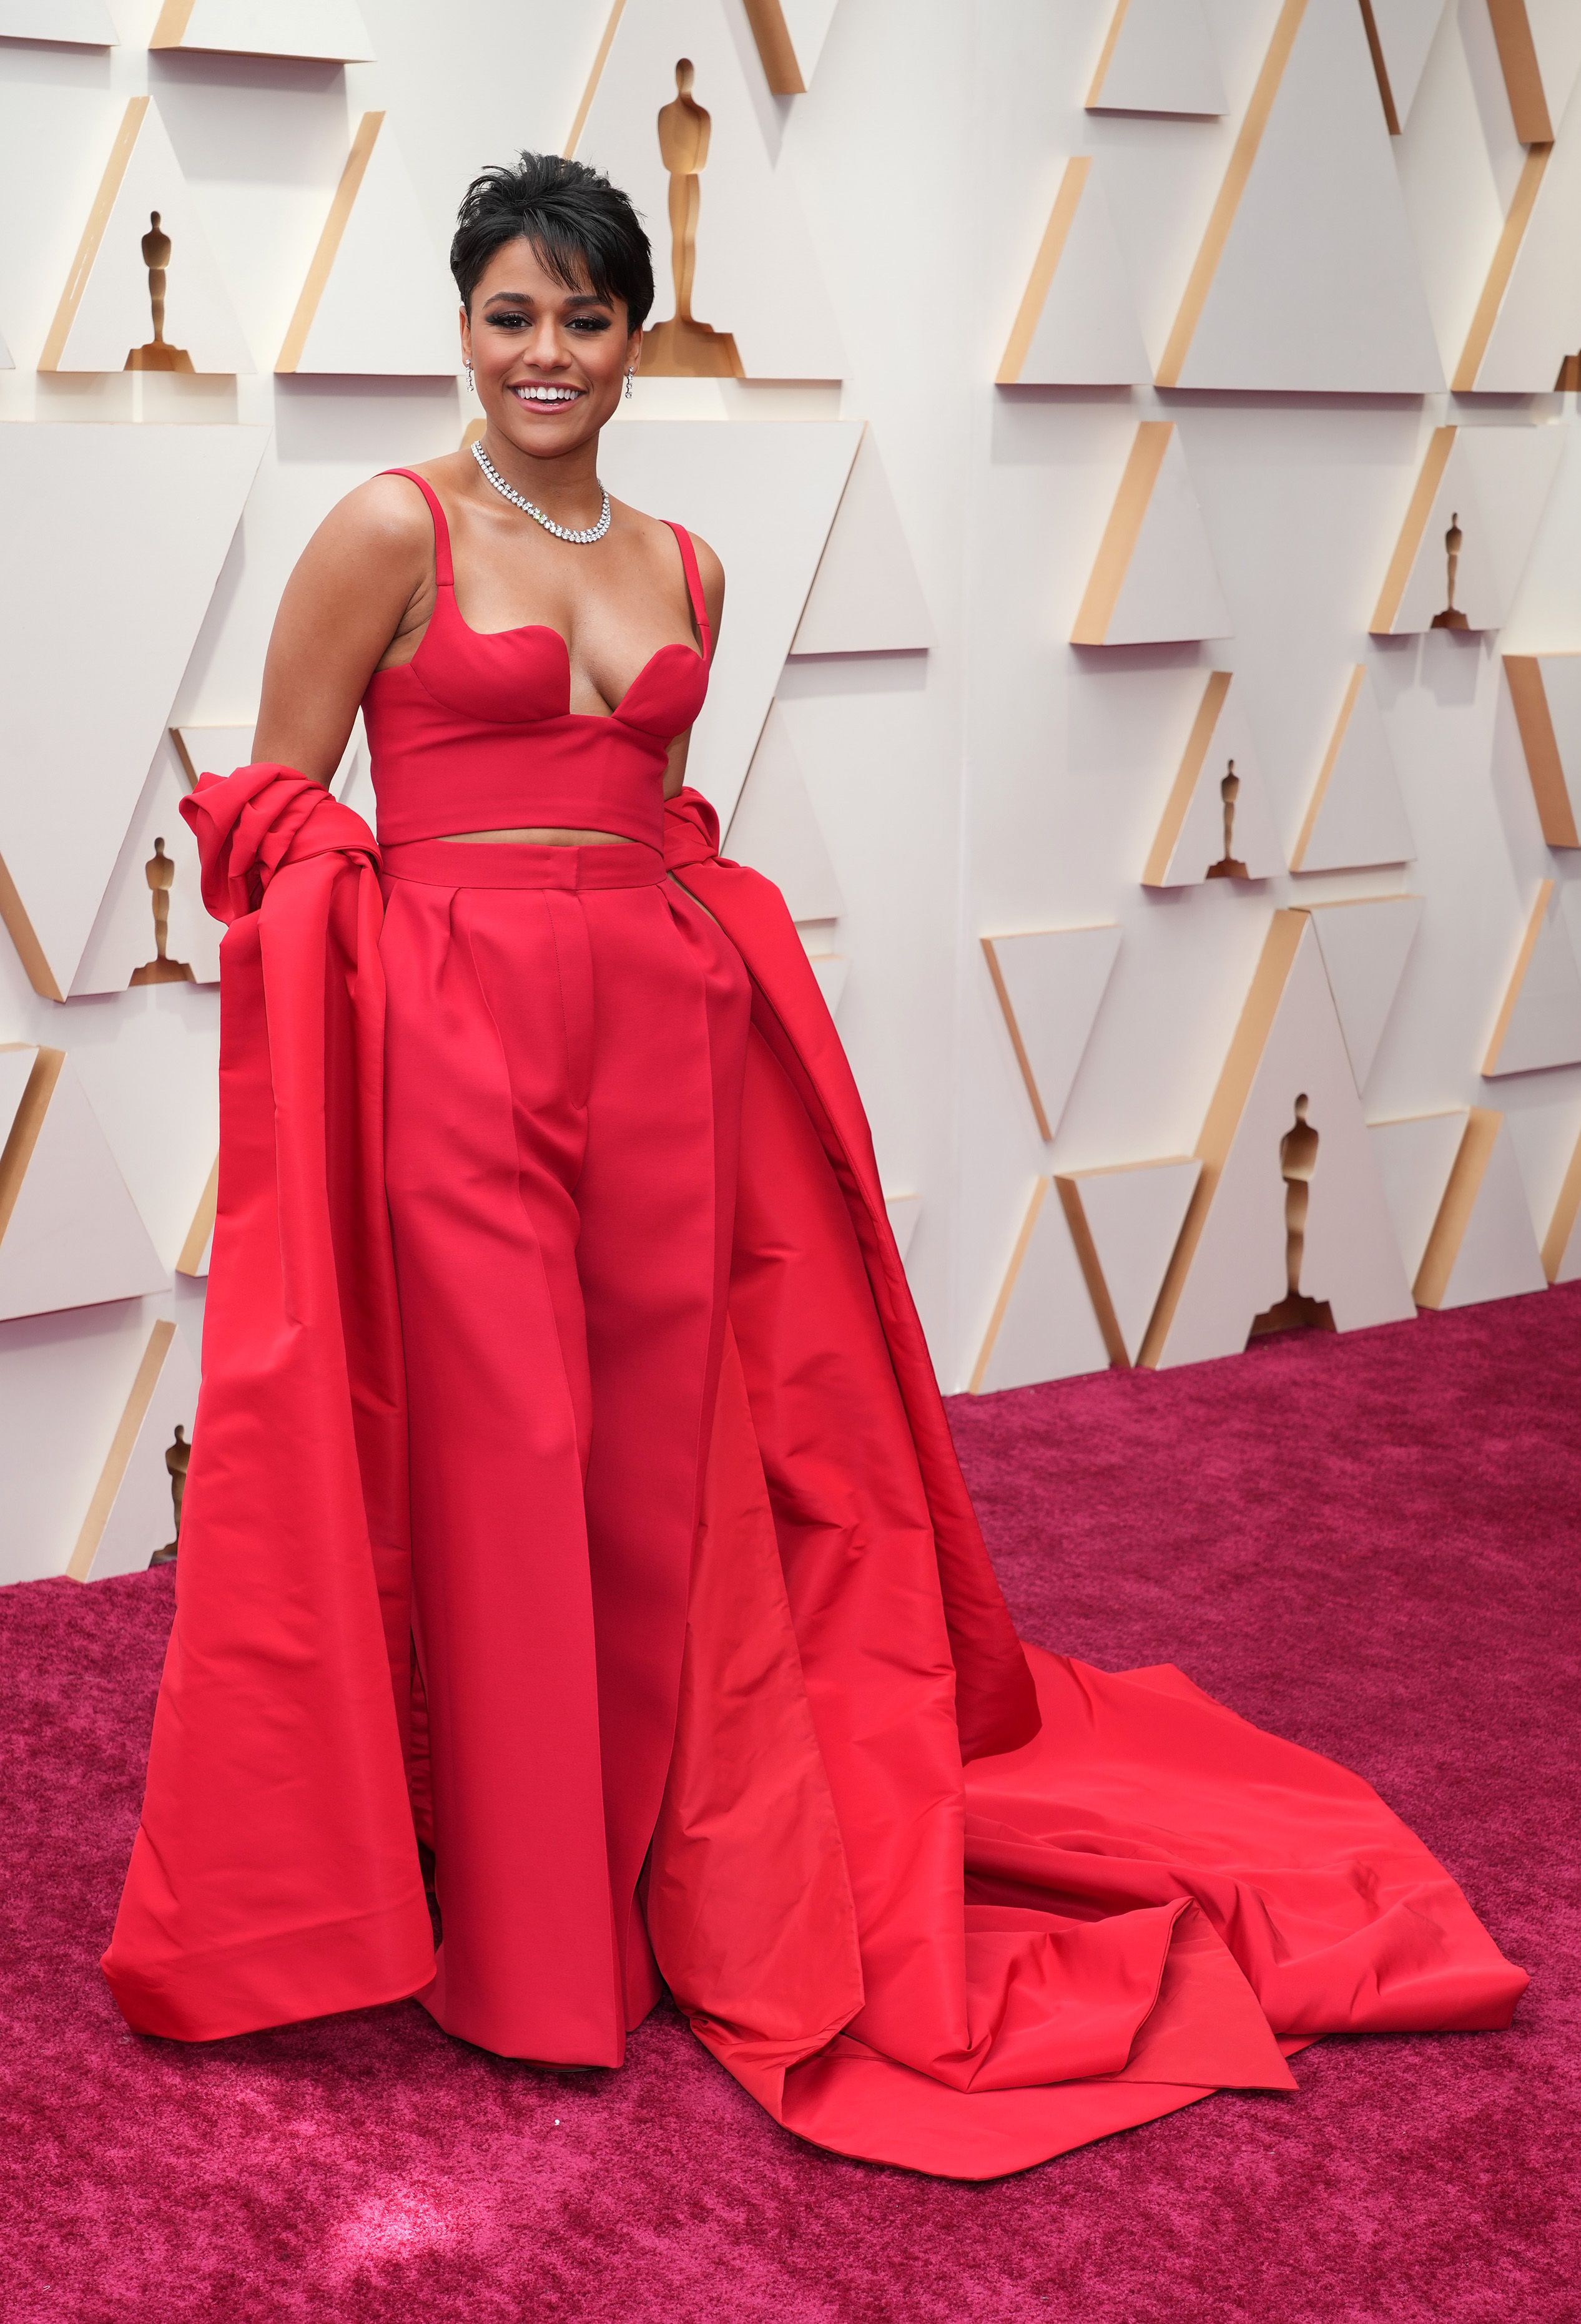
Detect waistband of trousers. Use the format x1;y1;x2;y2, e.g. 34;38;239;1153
378;837;668;890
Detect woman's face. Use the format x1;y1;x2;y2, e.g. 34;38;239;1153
461;235;639;461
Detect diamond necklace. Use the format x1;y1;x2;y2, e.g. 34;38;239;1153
470;439;611;544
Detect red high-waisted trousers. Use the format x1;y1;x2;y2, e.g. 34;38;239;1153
378;835;749;2062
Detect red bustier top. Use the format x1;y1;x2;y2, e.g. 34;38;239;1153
362;468;711;848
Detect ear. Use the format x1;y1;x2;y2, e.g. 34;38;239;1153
459;305;473;365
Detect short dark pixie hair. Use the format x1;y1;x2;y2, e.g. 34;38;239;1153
450;152;654;329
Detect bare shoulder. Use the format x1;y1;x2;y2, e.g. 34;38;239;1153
312;469;437;565
686;529;724;602
287;469;435;595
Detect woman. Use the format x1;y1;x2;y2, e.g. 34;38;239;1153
105;155;1524;2180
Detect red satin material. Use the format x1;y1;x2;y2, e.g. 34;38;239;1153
103;770;1526;2181
363;471;709;848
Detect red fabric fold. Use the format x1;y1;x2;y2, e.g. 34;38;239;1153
102;772;1527;2184
102;768;433;2038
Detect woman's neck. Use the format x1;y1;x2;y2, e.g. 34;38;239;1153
476;424;603;521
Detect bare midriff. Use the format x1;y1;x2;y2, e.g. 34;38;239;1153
440;827;638;845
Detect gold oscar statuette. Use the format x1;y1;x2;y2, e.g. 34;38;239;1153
129;835;196;986
149;1423;190;1566
126;210;194;373
639;61;743;379
1249;1095;1336;1338
1204;760;1249;881
1430;511;1469;632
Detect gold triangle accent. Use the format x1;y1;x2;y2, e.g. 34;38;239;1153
564;0;628;157
998;159;1090;384
40;97;147;372
1156;0;1306;387
0;1046;64;1245
1415;1109;1500;1307
277;111;384;373
0;851;65;1001
176;1155;219;1277
66;1318;177;1583
1452;144;1550;392
1138;910;1306;1365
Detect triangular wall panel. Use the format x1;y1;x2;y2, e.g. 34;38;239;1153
1071;423;1233;647
0;425;267;1001
599;420;860;828
1289;666;1415;871
150;0;373;59
996;158;1151;388
0;1;114;44
1363;0;1450;132
1370;1109;1469;1282
1055;1157;1201;1366
278;114;458;376
1140;911;1416;1367
789;426;931;655
970;1179;1111;1392
67;1319;201;1582
1142;671;1283;887
1157;0;1443;391
1506;655;1581;846
981;924;1122;1142
1414;1108;1547;1306
1544;1117;1581;1278
1465;124;1581;390
724;706;844;922
1370;428;1502;635
570;0;843;381
740;0;840;93
1482;879;1581;1076
0;1047;165;1320
41;97;253;375
1306;894;1423;1089
1453;145;1555;390
1086;0;1223;115
71;738;220;998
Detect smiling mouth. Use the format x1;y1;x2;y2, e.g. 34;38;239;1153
510;383;584;408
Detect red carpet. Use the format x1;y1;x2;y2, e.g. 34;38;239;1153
3;1288;1576;2322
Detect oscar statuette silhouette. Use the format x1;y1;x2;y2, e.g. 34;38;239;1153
1430;511;1469;632
129;836;195;986
149;1424;190;1567
639;61;743;378
126;210;195;373
1249;1094;1336;1338
1204;759;1249;880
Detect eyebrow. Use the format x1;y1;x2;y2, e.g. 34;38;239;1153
481;290;611;309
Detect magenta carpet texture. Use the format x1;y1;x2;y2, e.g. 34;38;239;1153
3;1287;1577;2323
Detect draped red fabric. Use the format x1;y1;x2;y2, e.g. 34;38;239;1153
104;771;1527;2180
103;768;434;2036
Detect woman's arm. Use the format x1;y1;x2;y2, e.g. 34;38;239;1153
250;475;434;784
664;530;726;800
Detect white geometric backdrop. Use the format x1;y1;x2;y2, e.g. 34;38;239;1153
1;0;1579;1585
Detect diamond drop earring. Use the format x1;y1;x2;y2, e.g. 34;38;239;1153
465;360;474;395
624;368;634;401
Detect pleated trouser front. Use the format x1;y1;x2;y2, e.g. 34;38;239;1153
378;838;751;2064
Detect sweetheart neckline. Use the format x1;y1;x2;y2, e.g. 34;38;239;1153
372;594;706;725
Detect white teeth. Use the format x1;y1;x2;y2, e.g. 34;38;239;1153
514;386;580;403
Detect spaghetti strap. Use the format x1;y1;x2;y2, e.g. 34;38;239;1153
664;521;711;664
380;467;454;589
